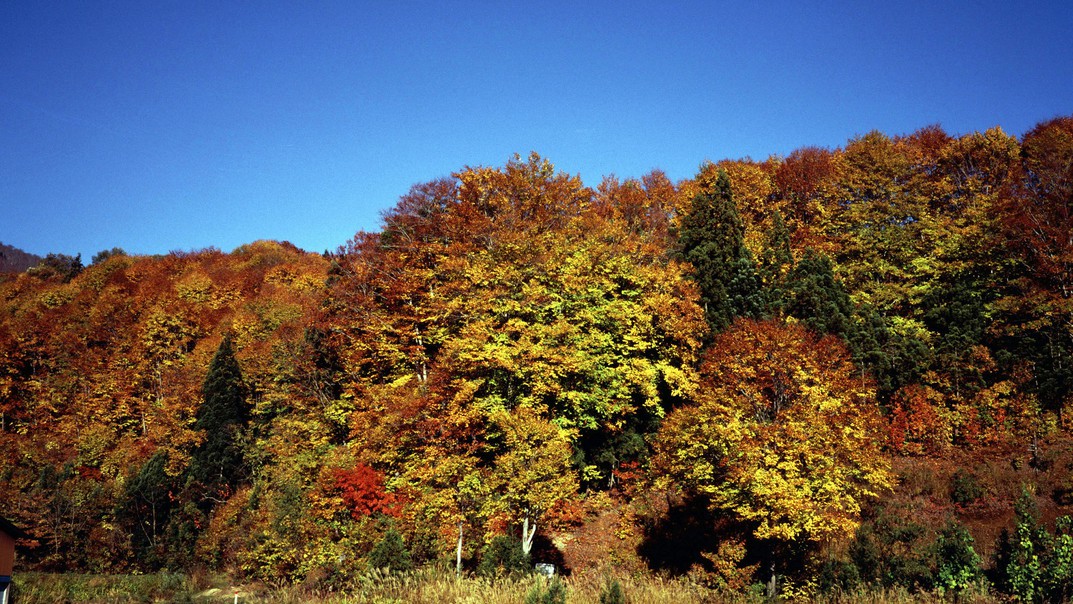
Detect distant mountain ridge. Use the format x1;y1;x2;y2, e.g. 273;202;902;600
0;242;43;273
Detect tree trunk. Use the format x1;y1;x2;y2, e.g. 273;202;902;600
767;561;777;599
456;520;464;576
521;514;536;557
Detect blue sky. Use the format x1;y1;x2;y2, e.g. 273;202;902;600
3;1;1072;260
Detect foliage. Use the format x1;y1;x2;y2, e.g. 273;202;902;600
188;334;249;501
933;519;982;596
817;556;862;595
91;247;126;265
525;576;567;604
368;527;413;573
486;406;578;556
478;535;531;577
119;452;174;566
27;252;83;282
677;168;763;331
949;470;984;506
994;487;1073;603
332;463;399;520
599;577;626;604
996;488;1047;601
654;319;894;545
1045;515;1073;603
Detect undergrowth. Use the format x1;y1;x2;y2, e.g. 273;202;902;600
10;568;1005;603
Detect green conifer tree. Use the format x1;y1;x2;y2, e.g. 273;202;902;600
759;210;793;313
368;527;413;572
121;452;173;566
785;250;855;337
785;250;928;400
677;169;763;331
189;334;249;497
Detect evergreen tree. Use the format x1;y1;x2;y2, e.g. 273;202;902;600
599;578;626;604
189;334;249;498
525;576;567;604
677;169;763;331
478;535;531;576
368;527;413;572
785;250;855;337
759;210;794;313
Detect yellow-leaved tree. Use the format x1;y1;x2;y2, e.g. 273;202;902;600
486;406;578;558
653;318;894;594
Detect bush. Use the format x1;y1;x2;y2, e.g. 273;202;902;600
599;577;626;604
368;528;412;573
1043;515;1073;603
478;535;531;576
949;469;983;505
848;511;935;590
525;576;567;604
817;557;861;595
933;519;981;596
995;488;1073;603
996;487;1046;601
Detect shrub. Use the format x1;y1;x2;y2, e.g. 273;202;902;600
933;519;982;596
848;510;935;590
817;557;861;595
368;528;412;573
478;535;531;576
525;576;567;604
949;469;983;505
1043;515;1073;603
599;577;626;604
996;487;1046;601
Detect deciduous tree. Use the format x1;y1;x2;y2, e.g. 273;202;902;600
653;319;893;589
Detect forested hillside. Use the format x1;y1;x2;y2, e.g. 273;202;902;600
2;117;1071;600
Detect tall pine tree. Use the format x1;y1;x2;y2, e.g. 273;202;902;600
189;334;249;498
677;169;763;332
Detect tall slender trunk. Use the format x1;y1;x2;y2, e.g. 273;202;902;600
767;562;777;599
456;520;464;576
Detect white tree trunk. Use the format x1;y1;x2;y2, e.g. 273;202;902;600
521;514;536;557
456;520;464;576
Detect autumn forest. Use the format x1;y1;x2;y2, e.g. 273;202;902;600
2;116;1073;601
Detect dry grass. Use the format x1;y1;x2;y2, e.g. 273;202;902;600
11;569;1006;603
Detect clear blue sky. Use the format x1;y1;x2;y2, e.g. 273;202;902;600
3;1;1072;260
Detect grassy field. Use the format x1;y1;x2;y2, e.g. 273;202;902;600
9;569;1001;603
